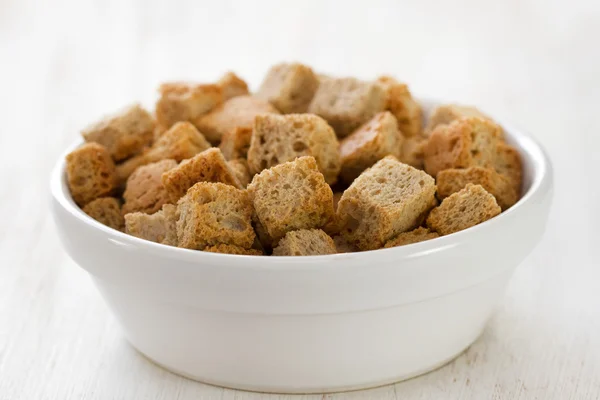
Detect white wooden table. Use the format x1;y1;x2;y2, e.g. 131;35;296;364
1;0;599;398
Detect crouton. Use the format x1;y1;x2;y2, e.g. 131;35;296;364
332;235;358;253
399;136;426;169
66;143;117;206
161;148;241;203
426;184;501;235
204;243;263;255
339;111;403;183
122;159;177;214
376;76;422;137
425;104;491;135
256;63;319;114
384;227;439;248
155;82;223;129
116;121;211;184
124;204;178;246
248;156;335;244
82;197;124;231
82;104;155;162
219;127;253;160
495;142;523;195
423;117;501;177
227;158;251;188
247;113;341;184
196;95;280;144
217;72;249;100
272;229;337;256
437;166;518;210
337;156;436;250
176;182;255;249
308;77;387;138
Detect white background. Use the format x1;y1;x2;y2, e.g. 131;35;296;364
1;0;599;398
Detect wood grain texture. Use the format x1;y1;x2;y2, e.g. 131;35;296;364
1;0;599;399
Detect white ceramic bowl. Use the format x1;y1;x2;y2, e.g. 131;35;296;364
51;100;553;393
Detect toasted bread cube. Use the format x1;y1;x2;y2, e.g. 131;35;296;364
227;159;251;188
125;204;178;246
384;227;439;248
423;117;501;177
376;76;422;137
337;156;436;250
219;127;253;160
426;184;501;235
495;142;523;194
256;63;319;114
196;95;280;144
122;159;177;215
398;136;426;169
425;104;491;135
217;72;249;100
176;182;255;249
437;167;518;210
155;82;223;129
248;156;335;244
161;148;241;203
82;197;124;231
332;235;358;253
66;143;117;206
247;113;341;184
116;121;211;184
272;229;337;256
339;111;403;183
204;243;263;255
308;77;387;138
82;104;155;162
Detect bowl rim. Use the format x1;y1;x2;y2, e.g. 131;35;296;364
50;99;553;270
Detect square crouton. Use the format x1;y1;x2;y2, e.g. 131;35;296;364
176;182;255;249
219;127;253;160
161;148;242;203
66;143;117;206
125;204;178;246
155;82;223;130
272;229;337;256
247;113;341;184
82;104;155;161
227;158;251;188
399;136;426;169
425;104;492;135
495;142;523;194
376;76;423;137
196;95;280;144
337;156;436;250
204;244;263;255
437;167;518;210
256;63;319;114
426;184;501;235
248;156;335;244
384;227;439;248
217;72;249;100
423;117;502;177
82;197;124;231
308;77;387;138
339;111;403;183
116;121;211;184
122;159;178;214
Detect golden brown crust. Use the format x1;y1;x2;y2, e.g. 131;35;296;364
256;63;319;114
376;76;423;137
204;243;263;255
436;167;518;210
384;227;439;248
227;158;251;188
426;184;501;235
272;229;337;256
247;113;341;184
124;204;178;246
155;82;223;129
424;104;492;135
196;95;280;144
217;72;250;100
122;159;177;215
161;148;242;203
66;143;117;206
248;156;335;244
337;156;437;251
82;197;124;231
308;77;387;138
339;111;403;183
176;182;255;249
495;142;523;195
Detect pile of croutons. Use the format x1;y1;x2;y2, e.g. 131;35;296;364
65;63;522;256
